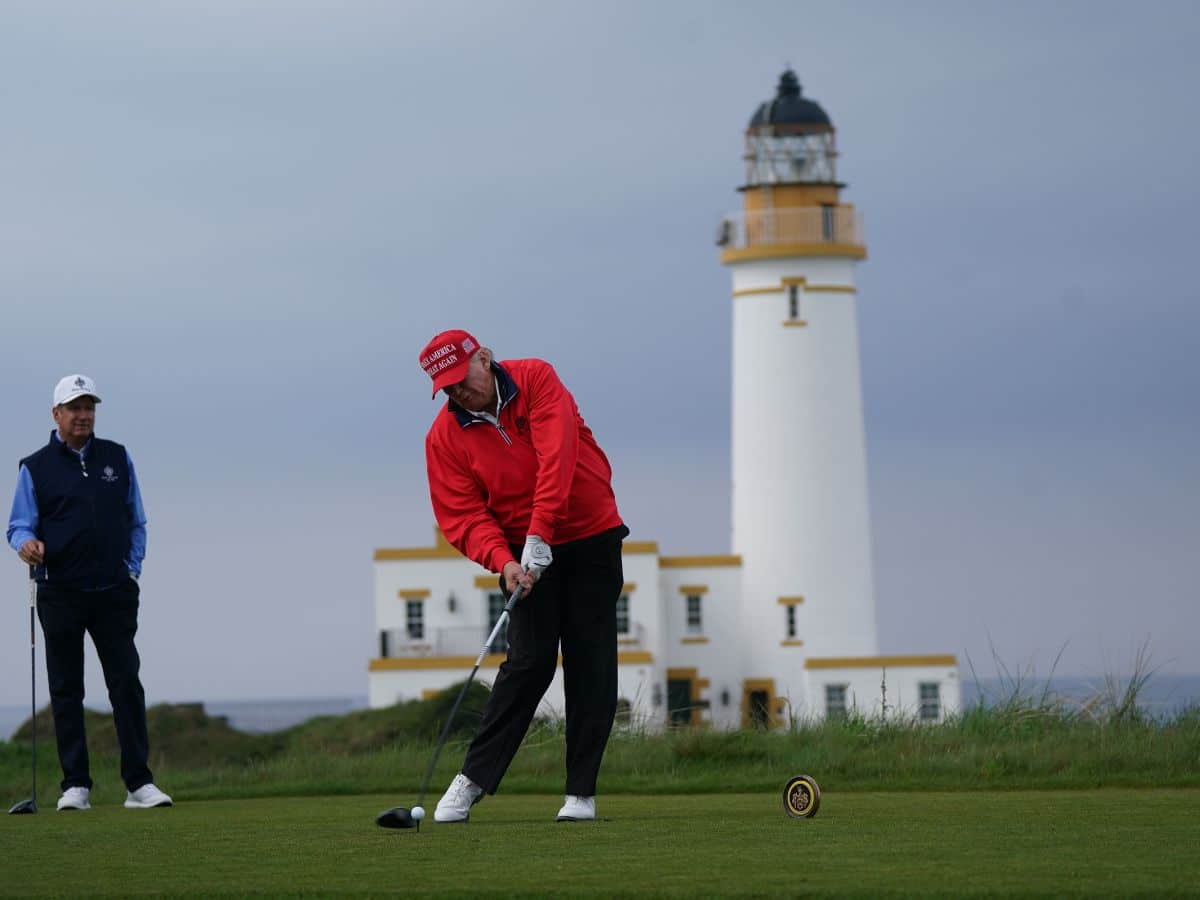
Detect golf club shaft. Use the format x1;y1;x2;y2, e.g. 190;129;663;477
416;583;525;804
28;571;36;805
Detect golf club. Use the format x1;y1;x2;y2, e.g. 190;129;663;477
9;569;38;815
375;580;529;830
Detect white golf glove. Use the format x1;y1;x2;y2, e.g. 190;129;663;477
521;535;553;579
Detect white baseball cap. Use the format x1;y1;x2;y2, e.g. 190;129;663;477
53;374;102;407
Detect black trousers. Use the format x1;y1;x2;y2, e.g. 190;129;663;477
462;525;627;798
36;579;154;792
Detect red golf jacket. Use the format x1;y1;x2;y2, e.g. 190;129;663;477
425;358;623;573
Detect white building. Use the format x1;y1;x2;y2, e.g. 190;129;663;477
370;71;959;728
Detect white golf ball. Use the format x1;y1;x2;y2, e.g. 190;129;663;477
411;805;425;821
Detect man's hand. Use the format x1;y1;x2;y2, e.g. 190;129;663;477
17;540;44;566
521;535;553;578
502;560;533;595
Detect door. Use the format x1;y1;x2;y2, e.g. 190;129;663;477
748;690;770;730
667;678;693;726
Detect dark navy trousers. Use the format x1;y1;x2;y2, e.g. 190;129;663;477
36;579;154;792
463;525;626;798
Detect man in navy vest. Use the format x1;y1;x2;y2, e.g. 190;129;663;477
7;374;172;811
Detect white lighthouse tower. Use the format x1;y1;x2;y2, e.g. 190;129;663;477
720;70;879;716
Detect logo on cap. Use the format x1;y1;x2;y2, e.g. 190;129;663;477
75;377;86;389
419;329;480;398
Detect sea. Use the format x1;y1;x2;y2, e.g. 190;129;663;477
0;695;369;742
2;676;1199;741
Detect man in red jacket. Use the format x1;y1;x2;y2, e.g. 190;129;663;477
420;328;628;823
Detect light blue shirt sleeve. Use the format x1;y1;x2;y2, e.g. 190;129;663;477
126;450;147;578
7;465;38;552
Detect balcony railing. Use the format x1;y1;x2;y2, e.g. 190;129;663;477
717;206;864;255
616;622;647;649
381;621;649;658
379;625;506;659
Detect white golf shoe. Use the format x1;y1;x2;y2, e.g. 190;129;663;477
56;787;91;811
124;783;173;808
434;773;483;823
555;795;596;822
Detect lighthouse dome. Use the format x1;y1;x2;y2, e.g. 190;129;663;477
748;70;832;131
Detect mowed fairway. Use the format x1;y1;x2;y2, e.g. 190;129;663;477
1;790;1197;897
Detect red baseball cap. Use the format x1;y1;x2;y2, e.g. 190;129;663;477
419;329;480;398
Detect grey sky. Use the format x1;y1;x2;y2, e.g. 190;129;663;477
2;1;1197;708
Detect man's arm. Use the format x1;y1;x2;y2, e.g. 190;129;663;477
7;465;43;564
523;360;580;543
426;432;516;575
125;451;147;579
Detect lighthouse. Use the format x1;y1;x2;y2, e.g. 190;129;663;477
720;70;880;712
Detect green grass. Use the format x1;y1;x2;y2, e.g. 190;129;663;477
2;790;1197;897
5;697;1199;803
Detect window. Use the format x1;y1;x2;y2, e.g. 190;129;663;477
821;203;836;240
615;594;630;635
788;285;799;320
825;683;848;719
685;595;703;633
785;604;797;638
487;592;509;654
919;682;941;722
615;697;632;726
379;630;390;659
405;600;424;640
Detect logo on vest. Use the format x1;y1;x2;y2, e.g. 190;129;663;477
101;466;119;483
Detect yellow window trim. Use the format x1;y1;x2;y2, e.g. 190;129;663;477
370;655;507;671
780;639;805;647
777;596;805;605
660;555;742;569
782;320;808;328
681;636;710;645
473;575;501;589
805;654;958;670
618;651;654;664
621;582;636;593
678;585;709;595
622;541;659;554
732;286;783;297
397;589;430;599
733;279;856;298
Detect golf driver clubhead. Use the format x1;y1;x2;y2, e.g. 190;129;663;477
374;807;418;830
8;571;37;816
